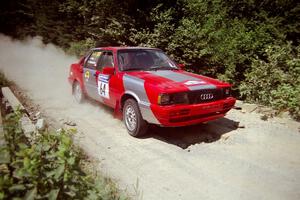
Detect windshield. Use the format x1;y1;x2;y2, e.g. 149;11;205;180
118;49;178;71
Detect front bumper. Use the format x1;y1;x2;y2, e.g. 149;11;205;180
151;97;236;127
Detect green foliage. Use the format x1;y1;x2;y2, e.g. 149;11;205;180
0;71;9;88
240;44;300;119
58;0;136;47
129;4;176;49
0;110;127;199
67;38;95;57
0;0;299;119
129;0;300;119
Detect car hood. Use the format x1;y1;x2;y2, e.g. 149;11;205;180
124;70;230;92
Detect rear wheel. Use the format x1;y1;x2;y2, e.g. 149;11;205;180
73;81;84;103
123;99;148;137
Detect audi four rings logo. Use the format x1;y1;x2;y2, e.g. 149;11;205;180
200;93;214;100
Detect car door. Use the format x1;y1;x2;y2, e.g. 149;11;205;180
95;51;116;107
83;50;103;100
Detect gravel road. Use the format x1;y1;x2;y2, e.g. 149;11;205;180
1;35;300;200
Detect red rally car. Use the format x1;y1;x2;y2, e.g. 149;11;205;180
68;47;236;137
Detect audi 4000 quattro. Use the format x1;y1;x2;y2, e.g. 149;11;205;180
68;47;236;137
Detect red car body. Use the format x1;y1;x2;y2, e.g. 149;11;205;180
68;47;236;134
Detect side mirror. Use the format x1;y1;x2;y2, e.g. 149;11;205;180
178;63;185;70
102;67;115;75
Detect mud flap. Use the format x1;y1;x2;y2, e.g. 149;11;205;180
113;100;123;119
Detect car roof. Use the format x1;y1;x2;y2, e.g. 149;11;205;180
92;46;161;51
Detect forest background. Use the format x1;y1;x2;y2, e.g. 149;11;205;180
1;0;299;119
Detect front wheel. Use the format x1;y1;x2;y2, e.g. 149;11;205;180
123;99;148;137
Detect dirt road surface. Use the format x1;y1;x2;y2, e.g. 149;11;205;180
1;35;300;200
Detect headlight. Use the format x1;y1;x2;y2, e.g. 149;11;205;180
158;92;189;105
158;94;171;105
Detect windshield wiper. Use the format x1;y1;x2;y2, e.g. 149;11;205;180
149;66;178;71
122;68;145;71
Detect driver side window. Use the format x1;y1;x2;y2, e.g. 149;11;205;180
85;51;102;69
96;51;114;71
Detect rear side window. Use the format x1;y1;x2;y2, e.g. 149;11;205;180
85;51;102;69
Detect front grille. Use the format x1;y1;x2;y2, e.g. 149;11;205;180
188;88;224;104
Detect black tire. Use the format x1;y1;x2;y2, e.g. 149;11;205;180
73;81;84;103
123;99;148;137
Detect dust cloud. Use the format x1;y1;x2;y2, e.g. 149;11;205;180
0;34;75;102
0;34;117;125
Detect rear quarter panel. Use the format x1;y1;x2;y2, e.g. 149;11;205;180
69;60;85;94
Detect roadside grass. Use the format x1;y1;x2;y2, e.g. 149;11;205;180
0;109;128;199
0;70;128;199
0;71;9;88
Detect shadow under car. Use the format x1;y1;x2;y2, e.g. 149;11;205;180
145;117;239;149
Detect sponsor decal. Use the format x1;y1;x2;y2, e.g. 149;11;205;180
98;74;110;98
84;70;90;80
184;80;206;85
88;60;96;64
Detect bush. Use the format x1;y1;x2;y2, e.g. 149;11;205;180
239;43;300;119
66;38;95;57
129;0;300;119
0;110;128;199
1;0;299;119
0;71;9;88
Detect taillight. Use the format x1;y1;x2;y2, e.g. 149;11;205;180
224;88;231;97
